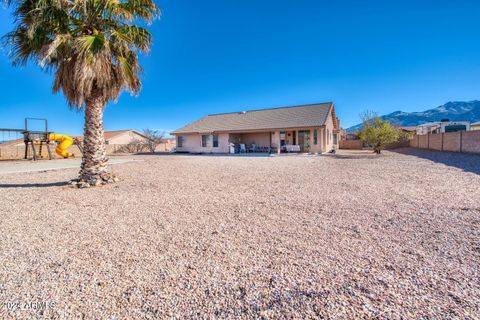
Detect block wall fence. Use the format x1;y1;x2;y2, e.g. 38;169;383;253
409;131;480;154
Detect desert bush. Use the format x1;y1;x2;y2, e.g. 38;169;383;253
358;111;402;154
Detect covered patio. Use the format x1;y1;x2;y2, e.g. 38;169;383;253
227;129;318;154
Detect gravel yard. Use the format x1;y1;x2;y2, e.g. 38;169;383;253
0;148;479;319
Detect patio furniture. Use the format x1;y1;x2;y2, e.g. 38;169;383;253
239;144;246;153
247;144;257;153
285;145;301;152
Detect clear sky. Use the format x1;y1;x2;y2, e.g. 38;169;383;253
1;0;479;136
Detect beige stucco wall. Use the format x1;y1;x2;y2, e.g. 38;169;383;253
175;133;230;153
471;125;480;131
107;131;148;145
323;111;340;152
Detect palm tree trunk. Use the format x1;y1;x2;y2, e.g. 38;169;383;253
77;89;115;187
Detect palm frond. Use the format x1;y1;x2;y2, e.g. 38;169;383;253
4;0;159;110
119;0;160;23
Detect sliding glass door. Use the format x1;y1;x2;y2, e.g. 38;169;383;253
298;130;311;152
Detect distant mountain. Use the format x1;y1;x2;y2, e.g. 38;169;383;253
347;101;480;132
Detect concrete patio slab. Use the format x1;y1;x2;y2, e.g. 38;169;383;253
0;157;137;174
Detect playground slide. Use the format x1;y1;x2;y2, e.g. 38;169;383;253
49;133;75;158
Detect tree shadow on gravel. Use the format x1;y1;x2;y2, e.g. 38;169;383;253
0;181;70;188
391;147;480;175
331;150;380;160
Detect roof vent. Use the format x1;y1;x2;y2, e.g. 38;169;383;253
440;118;450;122
239;111;247;114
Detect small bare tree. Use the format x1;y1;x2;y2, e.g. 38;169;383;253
142;129;165;153
115;139;148;154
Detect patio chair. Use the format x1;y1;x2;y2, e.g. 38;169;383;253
239;144;246;153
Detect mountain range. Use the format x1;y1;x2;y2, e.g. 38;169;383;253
347;100;480;132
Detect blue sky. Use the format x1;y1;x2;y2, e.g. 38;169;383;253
1;0;479;136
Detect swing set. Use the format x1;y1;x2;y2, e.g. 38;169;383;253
0;118;78;160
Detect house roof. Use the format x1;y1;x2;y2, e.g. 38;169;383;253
172;102;336;134
471;121;480;126
74;130;149;141
396;126;418;132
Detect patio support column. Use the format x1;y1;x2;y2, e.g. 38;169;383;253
273;131;281;154
321;127;326;153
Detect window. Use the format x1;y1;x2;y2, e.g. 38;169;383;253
327;129;330;144
177;136;183;148
213;134;219;147
201;135;208;147
333;133;338;145
314;129;318;145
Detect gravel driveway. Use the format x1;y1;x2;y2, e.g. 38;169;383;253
0;149;479;319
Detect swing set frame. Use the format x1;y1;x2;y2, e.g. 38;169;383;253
0;118;53;160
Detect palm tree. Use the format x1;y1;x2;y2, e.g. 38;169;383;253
3;0;159;187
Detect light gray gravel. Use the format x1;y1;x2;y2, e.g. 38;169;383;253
0;148;479;319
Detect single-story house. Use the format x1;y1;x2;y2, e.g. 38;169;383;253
171;102;340;154
75;130;176;152
396;126;418;133
471;121;480;131
73;130;149;145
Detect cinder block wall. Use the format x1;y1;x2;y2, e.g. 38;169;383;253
428;134;443;151
442;132;461;152
418;135;429;149
461;131;480;153
409;131;479;154
339;140;363;149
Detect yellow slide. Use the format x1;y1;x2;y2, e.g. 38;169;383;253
49;133;75;158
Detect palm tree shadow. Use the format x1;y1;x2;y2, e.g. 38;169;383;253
0;181;70;189
391;148;480;175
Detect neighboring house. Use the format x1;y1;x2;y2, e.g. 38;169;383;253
471;121;480;131
396;126;418;133
157;138;176;152
76;130;176;152
416;120;470;135
172;102;340;154
74;130;149;145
